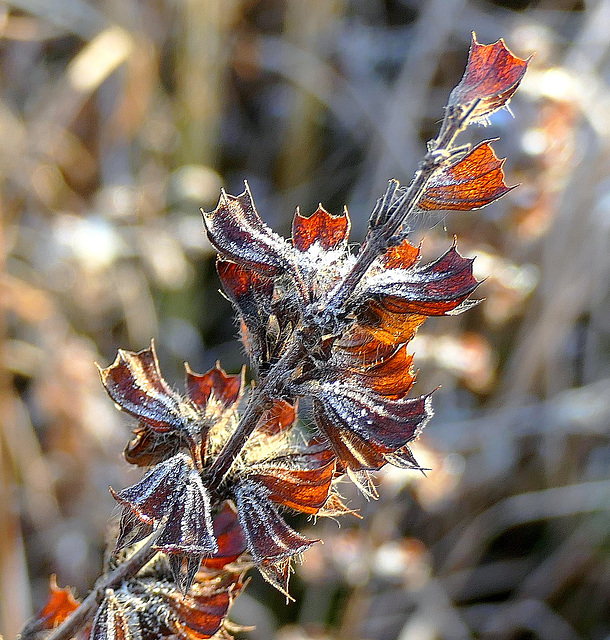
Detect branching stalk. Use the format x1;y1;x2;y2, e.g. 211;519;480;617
326;101;478;314
207;101;479;487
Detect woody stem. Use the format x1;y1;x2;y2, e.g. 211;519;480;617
40;524;165;640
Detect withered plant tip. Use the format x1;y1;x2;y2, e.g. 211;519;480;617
23;34;529;640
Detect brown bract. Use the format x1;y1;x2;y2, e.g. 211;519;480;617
202;184;294;276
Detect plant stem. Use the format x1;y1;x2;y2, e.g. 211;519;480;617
326;101;477;314
35;526;164;640
206;337;306;487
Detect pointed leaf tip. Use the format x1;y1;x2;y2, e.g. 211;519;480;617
99;341;184;433
203;184;292;276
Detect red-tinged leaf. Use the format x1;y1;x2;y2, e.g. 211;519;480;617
292;204;351;252
165;585;233;639
201;502;247;570
36;575;79;629
344;343;416;399
98;341;188;433
449;32;529;122
313;400;385;472
419;142;513;210
124;425;178;467
248;448;335;514
217;259;277;371
334;323;398;366
164;570;246;639
111;453;192;526
256;399;297;436
381;238;421;269
217;259;274;318
361;244;479;316
202;184;293;276
186;361;244;410
307;382;433;474
90;592;134;640
234;480;317;584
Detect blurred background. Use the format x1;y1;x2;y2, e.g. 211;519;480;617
1;0;609;638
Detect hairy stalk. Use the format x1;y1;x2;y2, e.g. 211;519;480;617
39;526;165;640
325;101;478;315
206;336;307;486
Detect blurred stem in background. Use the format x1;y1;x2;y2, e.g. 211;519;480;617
277;0;345;190
177;0;239;167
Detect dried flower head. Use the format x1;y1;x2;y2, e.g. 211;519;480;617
23;35;530;640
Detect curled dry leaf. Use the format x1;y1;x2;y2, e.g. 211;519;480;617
111;453;217;591
308;382;433;473
201;502;248;570
102;342;244;466
246;445;336;514
235;480;318;594
216;258;274;369
98;342;186;434
360;242;479;316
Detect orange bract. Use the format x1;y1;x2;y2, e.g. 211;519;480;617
381;238;421;269
420;141;514;210
256;398;298;435
292;204;351;251
36;575;80;629
249;447;336;514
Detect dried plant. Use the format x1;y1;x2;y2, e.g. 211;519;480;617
20;34;529;640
